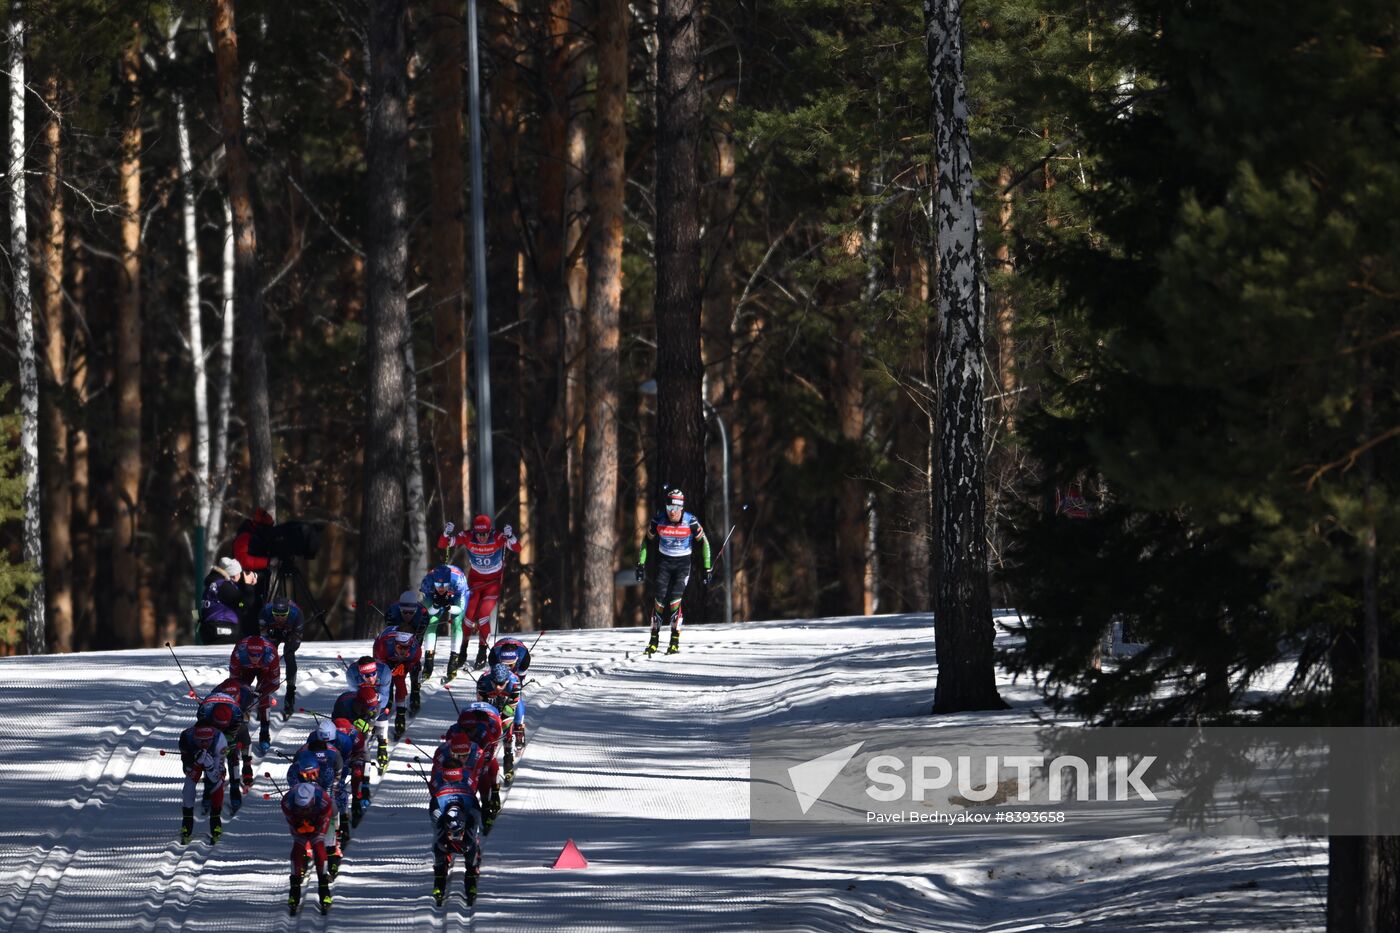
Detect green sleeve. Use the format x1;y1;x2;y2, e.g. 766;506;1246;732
638;541;648;566
700;527;711;570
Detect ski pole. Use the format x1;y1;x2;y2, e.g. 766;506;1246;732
299;707;327;724
527;629;546;654
165;641;202;700
263;771;288;796
442;684;462;716
407;756;435;790
711;503;750;565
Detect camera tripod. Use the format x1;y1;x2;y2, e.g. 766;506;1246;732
266;557;336;640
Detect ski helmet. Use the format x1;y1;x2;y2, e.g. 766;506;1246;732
295;754;321;783
333;717;353;736
290;782;318;810
444;803;467;840
269;596;292;620
316;720;338;743
491;663;512;689
472;514;492;535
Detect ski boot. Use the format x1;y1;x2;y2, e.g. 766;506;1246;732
280;686;295;723
180;808;195;844
666;628;681;655
288;873;302;915
394;708;407;740
339;815;351;851
209;814;223;844
329;845;342;879
645;629;660;655
377;737;389;773
515;723;527;752
409;684;422;716
503;749;516;785
318;876;332;914
466;869;479;906
241;758;255;791
444;651;462;683
473;643;489;670
422;650;435;679
351;795;366;828
257;719;272;756
228;789;243;817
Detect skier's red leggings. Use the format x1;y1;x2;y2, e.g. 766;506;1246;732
465;574;501;645
292;838;327;876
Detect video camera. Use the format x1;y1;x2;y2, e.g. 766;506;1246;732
250;520;323;563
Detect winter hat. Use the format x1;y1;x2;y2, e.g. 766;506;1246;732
398;590;420;607
290;782;317;809
316;720;337;742
218;557;243;579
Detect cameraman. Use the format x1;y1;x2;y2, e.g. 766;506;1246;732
233;508;275;636
200;557;255;645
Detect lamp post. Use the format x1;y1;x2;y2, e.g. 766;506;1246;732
467;0;494;520
639;379;732;626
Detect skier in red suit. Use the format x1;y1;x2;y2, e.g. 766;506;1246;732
438;515;521;670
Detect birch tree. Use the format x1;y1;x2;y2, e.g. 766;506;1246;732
925;0;1005;712
8;2;44;654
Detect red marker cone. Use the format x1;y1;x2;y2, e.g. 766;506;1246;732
551;839;588;869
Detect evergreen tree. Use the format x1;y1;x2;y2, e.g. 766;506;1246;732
0;385;39;650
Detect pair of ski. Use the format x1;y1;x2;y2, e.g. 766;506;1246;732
288;875;332;916
433;872;479;908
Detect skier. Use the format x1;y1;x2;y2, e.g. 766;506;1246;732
439;516;521;670
635;488;711;655
259;595;304;720
446;702;505;827
418;563;469;681
281;781;334;915
194;698;244;814
178;723;228;844
331;717;371;828
198;557;247;645
208;676;258;790
347;654;394;772
331;682;381;725
428;737;485;906
476;663;522;783
373;628;422;739
386;589;429;713
487;636;531;751
230;633;280;754
292;723;347;876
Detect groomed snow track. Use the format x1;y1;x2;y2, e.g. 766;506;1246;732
0;616;1326;931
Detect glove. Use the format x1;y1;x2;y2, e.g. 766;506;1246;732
503;524;513;538
635;564;645;583
449;604;464;617
196;750;217;771
443;522;455;538
703;568;713;586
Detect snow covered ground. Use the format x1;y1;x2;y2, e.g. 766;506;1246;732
0;613;1326;931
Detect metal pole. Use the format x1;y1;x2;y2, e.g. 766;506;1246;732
466;0;495;521
704;403;733;627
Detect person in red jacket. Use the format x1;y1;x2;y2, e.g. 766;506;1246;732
438;515;521;669
233;507;275;636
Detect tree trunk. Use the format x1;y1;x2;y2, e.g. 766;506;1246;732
579;0;626;629
403;332;430;585
529;0;576;628
67;232;95;649
357;0;410;637
655;0;707;621
38;76;71;651
112;25;145;648
487;0;524;629
926;0;1005;712
211;0;275;515
172;55;212;569
429;0;468;524
208;201;236;555
8;4;44;654
834;177;869;616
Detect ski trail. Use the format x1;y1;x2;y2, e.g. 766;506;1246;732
0;668;186;932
